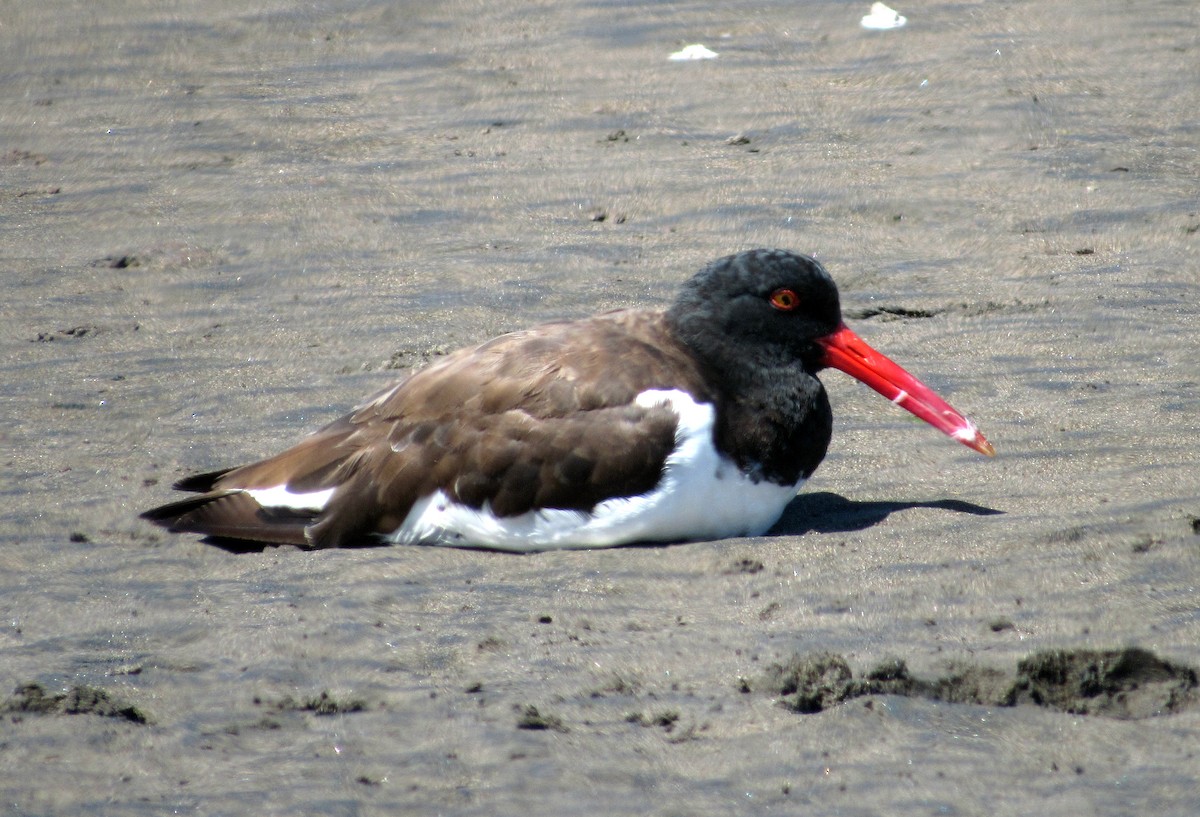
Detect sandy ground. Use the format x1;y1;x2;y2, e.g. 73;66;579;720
2;0;1199;814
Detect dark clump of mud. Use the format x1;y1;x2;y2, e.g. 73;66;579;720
258;690;369;716
761;648;1197;720
2;683;152;724
515;704;569;732
1010;649;1198;718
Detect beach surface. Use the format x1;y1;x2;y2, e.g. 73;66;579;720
2;1;1199;814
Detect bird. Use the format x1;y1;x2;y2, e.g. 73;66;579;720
142;249;994;552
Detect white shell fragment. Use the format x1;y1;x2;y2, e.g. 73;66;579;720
669;44;719;61
861;2;907;30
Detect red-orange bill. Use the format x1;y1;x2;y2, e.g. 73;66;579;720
816;323;995;457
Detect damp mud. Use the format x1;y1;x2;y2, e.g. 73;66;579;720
762;647;1199;719
2;1;1199;815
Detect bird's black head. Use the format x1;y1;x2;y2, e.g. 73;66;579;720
666;249;842;374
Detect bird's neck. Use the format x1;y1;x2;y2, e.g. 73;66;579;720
664;312;833;486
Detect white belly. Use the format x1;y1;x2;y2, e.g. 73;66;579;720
383;390;802;552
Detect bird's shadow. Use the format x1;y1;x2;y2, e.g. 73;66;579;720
768;491;1003;537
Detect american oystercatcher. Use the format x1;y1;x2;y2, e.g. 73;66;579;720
142;249;993;551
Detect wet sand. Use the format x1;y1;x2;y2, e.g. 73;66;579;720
2;0;1199;814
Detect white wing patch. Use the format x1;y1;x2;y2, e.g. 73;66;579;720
246;485;335;512
383;389;803;552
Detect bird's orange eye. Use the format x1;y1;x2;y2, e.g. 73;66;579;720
769;288;801;311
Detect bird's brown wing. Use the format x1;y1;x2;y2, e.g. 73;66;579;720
142;310;714;548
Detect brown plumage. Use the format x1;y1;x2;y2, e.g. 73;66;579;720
144;310;709;548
